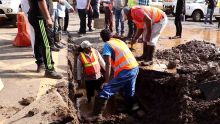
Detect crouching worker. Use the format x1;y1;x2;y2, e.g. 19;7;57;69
77;40;106;103
90;29;139;121
122;6;168;66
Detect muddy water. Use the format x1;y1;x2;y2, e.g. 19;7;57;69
159;22;220;49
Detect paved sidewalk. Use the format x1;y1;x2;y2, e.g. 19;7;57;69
0;25;68;123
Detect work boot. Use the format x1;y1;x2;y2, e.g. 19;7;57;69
55;42;64;49
136;43;148;61
88;96;107;121
37;64;45;73
50;45;60;52
141;45;155;66
44;69;63;79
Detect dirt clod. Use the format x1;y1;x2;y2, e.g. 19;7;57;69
18;97;35;106
26;108;39;117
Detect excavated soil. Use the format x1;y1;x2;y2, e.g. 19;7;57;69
135;40;220;124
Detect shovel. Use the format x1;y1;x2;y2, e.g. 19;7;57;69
198;79;220;100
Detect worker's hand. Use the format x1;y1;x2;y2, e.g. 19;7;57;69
69;8;75;13
131;39;137;45
86;6;90;11
46;18;53;28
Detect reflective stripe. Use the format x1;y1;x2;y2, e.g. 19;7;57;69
114;57;136;71
80;49;98;67
133;6;163;23
38;20;53;70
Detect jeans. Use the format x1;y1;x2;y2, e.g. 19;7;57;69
99;67;139;99
205;8;215;24
114;8;124;35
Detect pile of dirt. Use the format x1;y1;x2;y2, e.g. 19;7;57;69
135;40;220;123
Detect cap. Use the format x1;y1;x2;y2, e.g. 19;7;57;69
80;40;92;49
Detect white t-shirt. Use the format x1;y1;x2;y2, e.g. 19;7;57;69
76;0;88;9
20;0;30;14
57;3;66;17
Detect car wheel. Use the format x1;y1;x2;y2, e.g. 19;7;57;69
192;10;203;22
6;14;17;28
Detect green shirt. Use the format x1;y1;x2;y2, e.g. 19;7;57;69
128;0;137;7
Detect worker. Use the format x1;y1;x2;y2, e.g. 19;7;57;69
122;6;168;66
169;0;184;39
90;29;139;120
77;40;105;103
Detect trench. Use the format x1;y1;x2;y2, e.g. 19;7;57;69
67;37;220;124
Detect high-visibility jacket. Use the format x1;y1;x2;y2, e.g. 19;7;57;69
131;6;164;28
80;48;101;76
128;0;137;7
107;38;138;77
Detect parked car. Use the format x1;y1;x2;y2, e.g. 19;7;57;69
163;0;220;21
185;0;220;21
0;0;21;26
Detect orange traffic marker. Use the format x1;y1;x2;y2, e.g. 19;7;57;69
13;12;31;47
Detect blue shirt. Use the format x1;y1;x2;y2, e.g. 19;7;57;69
103;43;115;61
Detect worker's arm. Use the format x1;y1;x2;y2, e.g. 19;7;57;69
102;55;111;88
130;28;143;49
38;0;53;28
76;56;83;83
86;0;91;10
97;50;106;71
64;0;74;12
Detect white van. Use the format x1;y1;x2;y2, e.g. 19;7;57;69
163;0;220;22
0;0;21;26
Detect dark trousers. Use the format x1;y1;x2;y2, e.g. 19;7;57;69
174;15;182;37
85;77;103;101
127;19;136;38
64;8;69;31
87;7;93;29
104;6;113;32
28;15;54;70
91;0;99;18
78;9;87;34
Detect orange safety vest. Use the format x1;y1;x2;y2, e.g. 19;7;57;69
80;48;101;76
107;38;138;77
131;6;164;24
